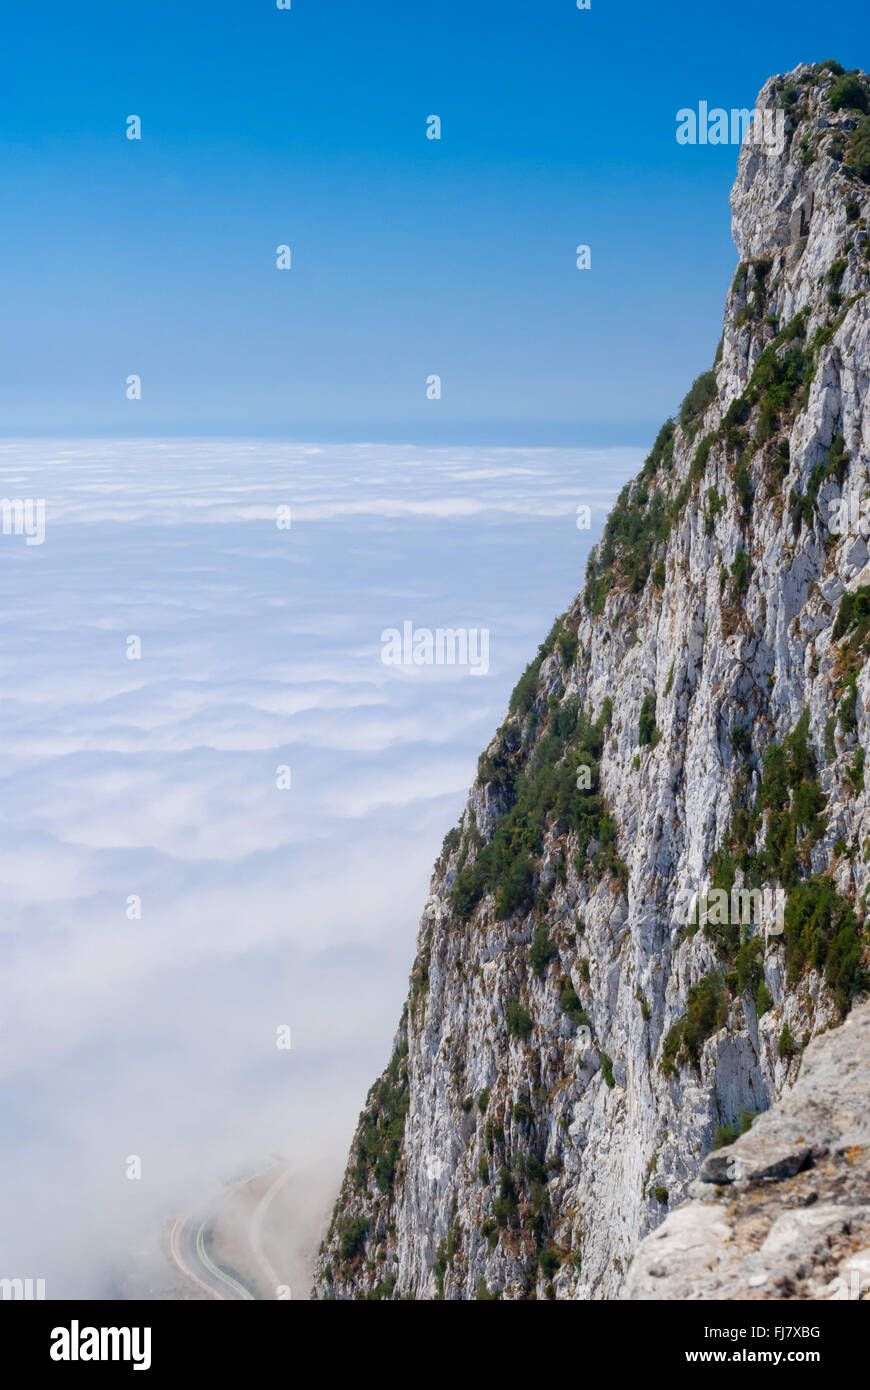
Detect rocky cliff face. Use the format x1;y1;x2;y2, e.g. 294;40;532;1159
314;62;870;1301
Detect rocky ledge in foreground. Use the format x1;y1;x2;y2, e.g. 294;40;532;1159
623;1000;870;1300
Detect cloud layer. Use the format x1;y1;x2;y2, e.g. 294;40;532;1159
0;438;640;1295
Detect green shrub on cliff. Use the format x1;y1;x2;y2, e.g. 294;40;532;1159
847;117;870;182
558;978;588;1027
679;370;718;435
783;876;866;1014
493;1166;518;1226
529;923;557;976
661;973;729;1076
339;1216;371;1261
832;582;870;646
638;693;657;746
791;434;850;529
828;73;869;112
507;995;533;1039
451;700;615;923
352;1042;410;1193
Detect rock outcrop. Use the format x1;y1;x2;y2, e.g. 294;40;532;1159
623;998;870;1299
314;62;870;1301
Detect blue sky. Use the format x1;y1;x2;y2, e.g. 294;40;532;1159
1;1;867;441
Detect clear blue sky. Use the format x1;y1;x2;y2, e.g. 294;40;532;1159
1;0;866;444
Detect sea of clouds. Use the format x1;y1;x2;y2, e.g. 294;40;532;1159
0;438;641;1296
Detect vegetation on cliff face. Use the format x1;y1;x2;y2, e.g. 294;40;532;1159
350;1040;411;1196
682;706;867;1023
583;428;674;614
661;974;729;1078
451;694;620;925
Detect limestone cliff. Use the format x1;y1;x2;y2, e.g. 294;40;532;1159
314;62;870;1301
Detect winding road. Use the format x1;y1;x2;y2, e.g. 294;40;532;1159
169;1164;294;1300
249;1163;294;1297
170;1178;258;1301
